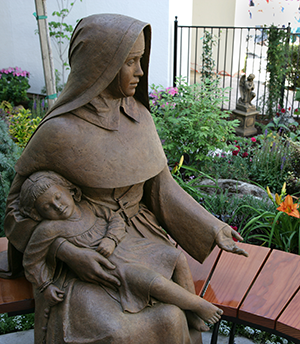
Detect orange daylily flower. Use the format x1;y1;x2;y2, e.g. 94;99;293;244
277;195;300;218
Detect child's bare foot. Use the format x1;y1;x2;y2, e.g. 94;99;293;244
185;311;210;332
195;297;223;324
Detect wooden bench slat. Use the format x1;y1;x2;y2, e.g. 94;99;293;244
0;238;8;252
0;237;34;315
239;250;300;329
276;288;300;340
203;243;270;317
181;246;221;296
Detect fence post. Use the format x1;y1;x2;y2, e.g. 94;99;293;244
173;16;178;87
280;22;291;108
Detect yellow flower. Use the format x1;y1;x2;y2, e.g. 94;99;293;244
275;193;281;206
266;186;274;202
277;195;300;218
281;182;286;196
178;155;184;169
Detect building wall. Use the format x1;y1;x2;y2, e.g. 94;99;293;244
0;0;189;95
192;0;236;27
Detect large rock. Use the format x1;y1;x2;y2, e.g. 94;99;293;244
198;179;268;200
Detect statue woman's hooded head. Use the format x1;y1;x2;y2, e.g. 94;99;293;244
45;14;151;119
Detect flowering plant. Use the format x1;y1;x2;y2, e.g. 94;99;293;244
0;67;30;105
249;130;291;191
200;136;258;181
150;77;239;169
240;183;300;254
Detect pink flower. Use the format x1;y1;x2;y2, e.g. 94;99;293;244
250;137;256;142
242;152;249;158
295;109;299;113
166;87;179;96
281;108;286;113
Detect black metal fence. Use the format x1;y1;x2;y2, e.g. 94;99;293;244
173;17;300;116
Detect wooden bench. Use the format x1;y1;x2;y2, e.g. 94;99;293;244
181;242;300;344
1;237;300;344
0;238;34;316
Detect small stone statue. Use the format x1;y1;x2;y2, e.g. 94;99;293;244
237;74;256;111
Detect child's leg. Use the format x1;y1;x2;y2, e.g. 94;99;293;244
172;252;196;294
172;252;210;331
149;274;223;325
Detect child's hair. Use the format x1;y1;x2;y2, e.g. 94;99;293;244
20;171;82;221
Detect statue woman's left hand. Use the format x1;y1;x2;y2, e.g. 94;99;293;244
215;225;249;257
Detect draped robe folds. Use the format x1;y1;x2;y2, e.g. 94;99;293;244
3;96;228;344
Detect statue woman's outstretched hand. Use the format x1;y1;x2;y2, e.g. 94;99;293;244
57;240;121;289
215;225;249;257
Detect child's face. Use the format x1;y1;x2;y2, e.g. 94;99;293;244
35;185;76;220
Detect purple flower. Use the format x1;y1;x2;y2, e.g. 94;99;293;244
271;142;276;152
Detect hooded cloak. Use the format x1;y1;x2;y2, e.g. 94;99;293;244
14;13;166;189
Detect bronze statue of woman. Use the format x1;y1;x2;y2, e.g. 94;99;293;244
4;14;247;344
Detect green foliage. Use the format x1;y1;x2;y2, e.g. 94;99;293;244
0;67;30;106
48;0;83;85
8;108;42;148
201;30;218;86
172;164;220;202
218;320;292;344
249;131;292;191
41;69;65;96
0;119;22;236
201;189;274;228
265;26;289;118
200;136;254;182
239;186;300;254
150;77;239;169
31;96;48;119
287;44;300;89
0;313;34;334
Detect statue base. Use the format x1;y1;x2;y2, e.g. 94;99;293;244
232;109;258;137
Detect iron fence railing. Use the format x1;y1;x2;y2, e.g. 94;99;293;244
173;17;300;116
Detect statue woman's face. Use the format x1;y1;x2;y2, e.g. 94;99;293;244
104;32;145;98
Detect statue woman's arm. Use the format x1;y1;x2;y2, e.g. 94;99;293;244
54;239;121;288
143;166;248;263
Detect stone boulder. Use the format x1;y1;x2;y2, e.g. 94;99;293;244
198;179;269;200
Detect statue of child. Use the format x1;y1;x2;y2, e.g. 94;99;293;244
20;171;223;327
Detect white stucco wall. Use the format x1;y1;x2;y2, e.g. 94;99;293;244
0;0;182;95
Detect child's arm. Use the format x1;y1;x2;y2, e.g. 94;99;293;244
96;237;116;257
103;209;126;246
97;209;126;257
43;284;65;307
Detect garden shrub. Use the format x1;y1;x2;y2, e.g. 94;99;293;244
8;108;42;148
150;77;239;170
249;131;292;191
0;119;22;235
265;26;289;118
0;67;30;106
287;44;300;89
0;313;34;334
